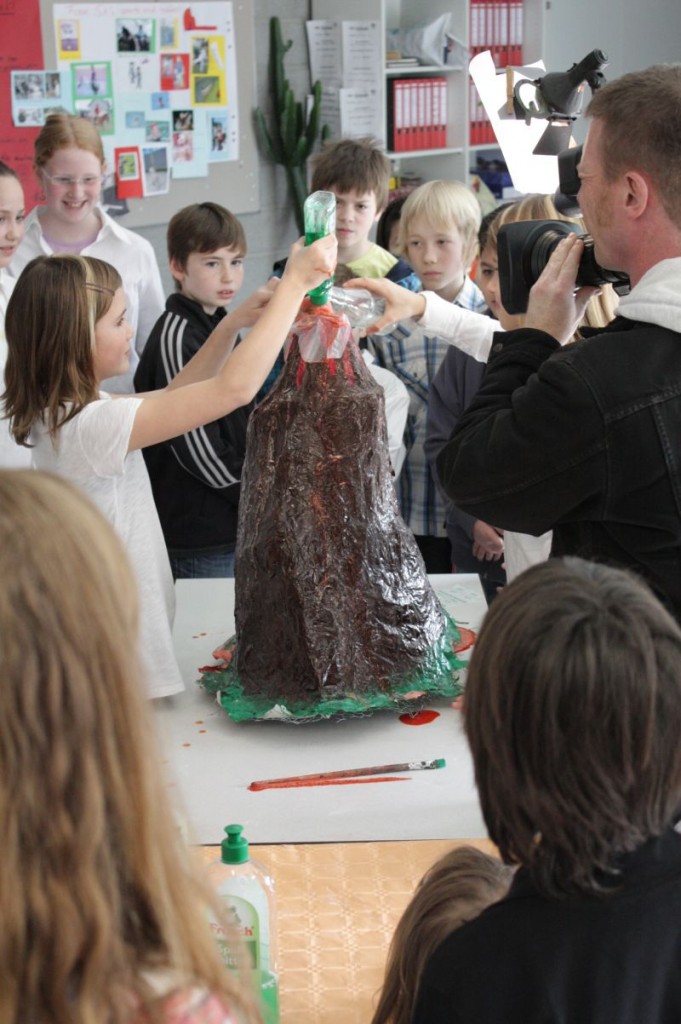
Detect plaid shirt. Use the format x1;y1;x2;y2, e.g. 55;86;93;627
368;276;486;537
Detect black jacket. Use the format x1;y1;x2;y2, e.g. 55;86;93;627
413;825;681;1024
437;316;681;620
134;293;253;551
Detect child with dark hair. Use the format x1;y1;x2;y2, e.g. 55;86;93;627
412;556;681;1023
376;195;407;257
371;846;512;1024
135;202;259;578
309;137;418;289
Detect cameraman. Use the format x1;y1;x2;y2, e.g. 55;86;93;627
356;64;681;619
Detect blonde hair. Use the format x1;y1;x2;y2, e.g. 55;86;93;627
487;194;617;333
0;470;260;1024
34;111;105;172
398;180;482;272
371;846;513;1024
3;255;121;445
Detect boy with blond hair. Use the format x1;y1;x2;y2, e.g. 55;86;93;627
367;179;485;572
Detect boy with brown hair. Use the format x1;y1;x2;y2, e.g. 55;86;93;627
134;201;271;579
309;135;418;287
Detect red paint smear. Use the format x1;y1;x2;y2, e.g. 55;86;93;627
199;729;207;734
399;709;440;726
453;627;477;653
248;776;409;792
182;743;191;748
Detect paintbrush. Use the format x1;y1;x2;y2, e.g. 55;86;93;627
248;757;446;791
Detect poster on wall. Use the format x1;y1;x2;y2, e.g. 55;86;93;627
0;0;44;208
35;2;241;198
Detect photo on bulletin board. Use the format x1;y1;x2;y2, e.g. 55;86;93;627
159;17;179;50
142;144;170;195
151;92;171;110
71;61;112;100
125;110;145;129
118;148;140;180
75;96;114;134
160;53;189;90
115;18;156;53
57;18;80;59
145;118;170;142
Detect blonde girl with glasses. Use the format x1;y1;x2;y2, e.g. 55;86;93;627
3;240;336;699
0;468;262;1024
10;112;165;393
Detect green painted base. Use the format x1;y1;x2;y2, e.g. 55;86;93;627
198;611;467;723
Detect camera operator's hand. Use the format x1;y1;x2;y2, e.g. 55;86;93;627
526;235;599;345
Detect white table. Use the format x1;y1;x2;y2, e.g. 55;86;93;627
155;575;489;845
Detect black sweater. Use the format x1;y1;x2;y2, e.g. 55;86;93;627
134;292;252;552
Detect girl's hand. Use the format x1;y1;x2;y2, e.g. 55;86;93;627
228;278;279;332
344;276;426;333
283;235;337;292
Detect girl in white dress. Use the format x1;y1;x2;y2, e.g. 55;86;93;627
3;238;336;698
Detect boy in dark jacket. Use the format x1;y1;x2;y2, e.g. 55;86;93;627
135;202;262;579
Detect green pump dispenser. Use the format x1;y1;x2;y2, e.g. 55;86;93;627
208;824;280;1024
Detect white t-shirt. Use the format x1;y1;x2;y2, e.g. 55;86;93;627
30;394;184;698
11;206;164;394
0;269;32;469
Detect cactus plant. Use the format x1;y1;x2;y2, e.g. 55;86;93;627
254;16;329;235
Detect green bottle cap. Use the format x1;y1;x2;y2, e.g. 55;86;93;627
221;823;250;864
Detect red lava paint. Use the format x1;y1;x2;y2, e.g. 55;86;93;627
248;776;409;792
453;627;476;653
199;729;207;734
399;709;440;726
182;742;191;748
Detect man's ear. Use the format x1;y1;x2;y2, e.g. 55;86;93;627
623;170;650;221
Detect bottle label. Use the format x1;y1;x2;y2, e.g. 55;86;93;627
211;894;260;971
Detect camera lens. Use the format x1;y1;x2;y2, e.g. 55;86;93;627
528;228;569;282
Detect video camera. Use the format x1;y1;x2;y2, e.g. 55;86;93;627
496;146;630;314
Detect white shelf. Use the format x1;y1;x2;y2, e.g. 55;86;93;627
311;0;544;188
387;146;464;159
385;64;463;76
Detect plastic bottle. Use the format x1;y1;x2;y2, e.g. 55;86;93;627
207;824;279;1024
327;286;387;329
304;189;336;306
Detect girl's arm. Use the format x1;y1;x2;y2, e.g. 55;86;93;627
127;236;336;452
346;276;498;363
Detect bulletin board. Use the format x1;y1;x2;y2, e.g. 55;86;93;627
33;0;259;226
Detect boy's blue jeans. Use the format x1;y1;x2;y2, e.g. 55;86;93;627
169;548;236;580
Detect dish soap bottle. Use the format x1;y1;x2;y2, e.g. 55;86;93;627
207;824;279;1024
